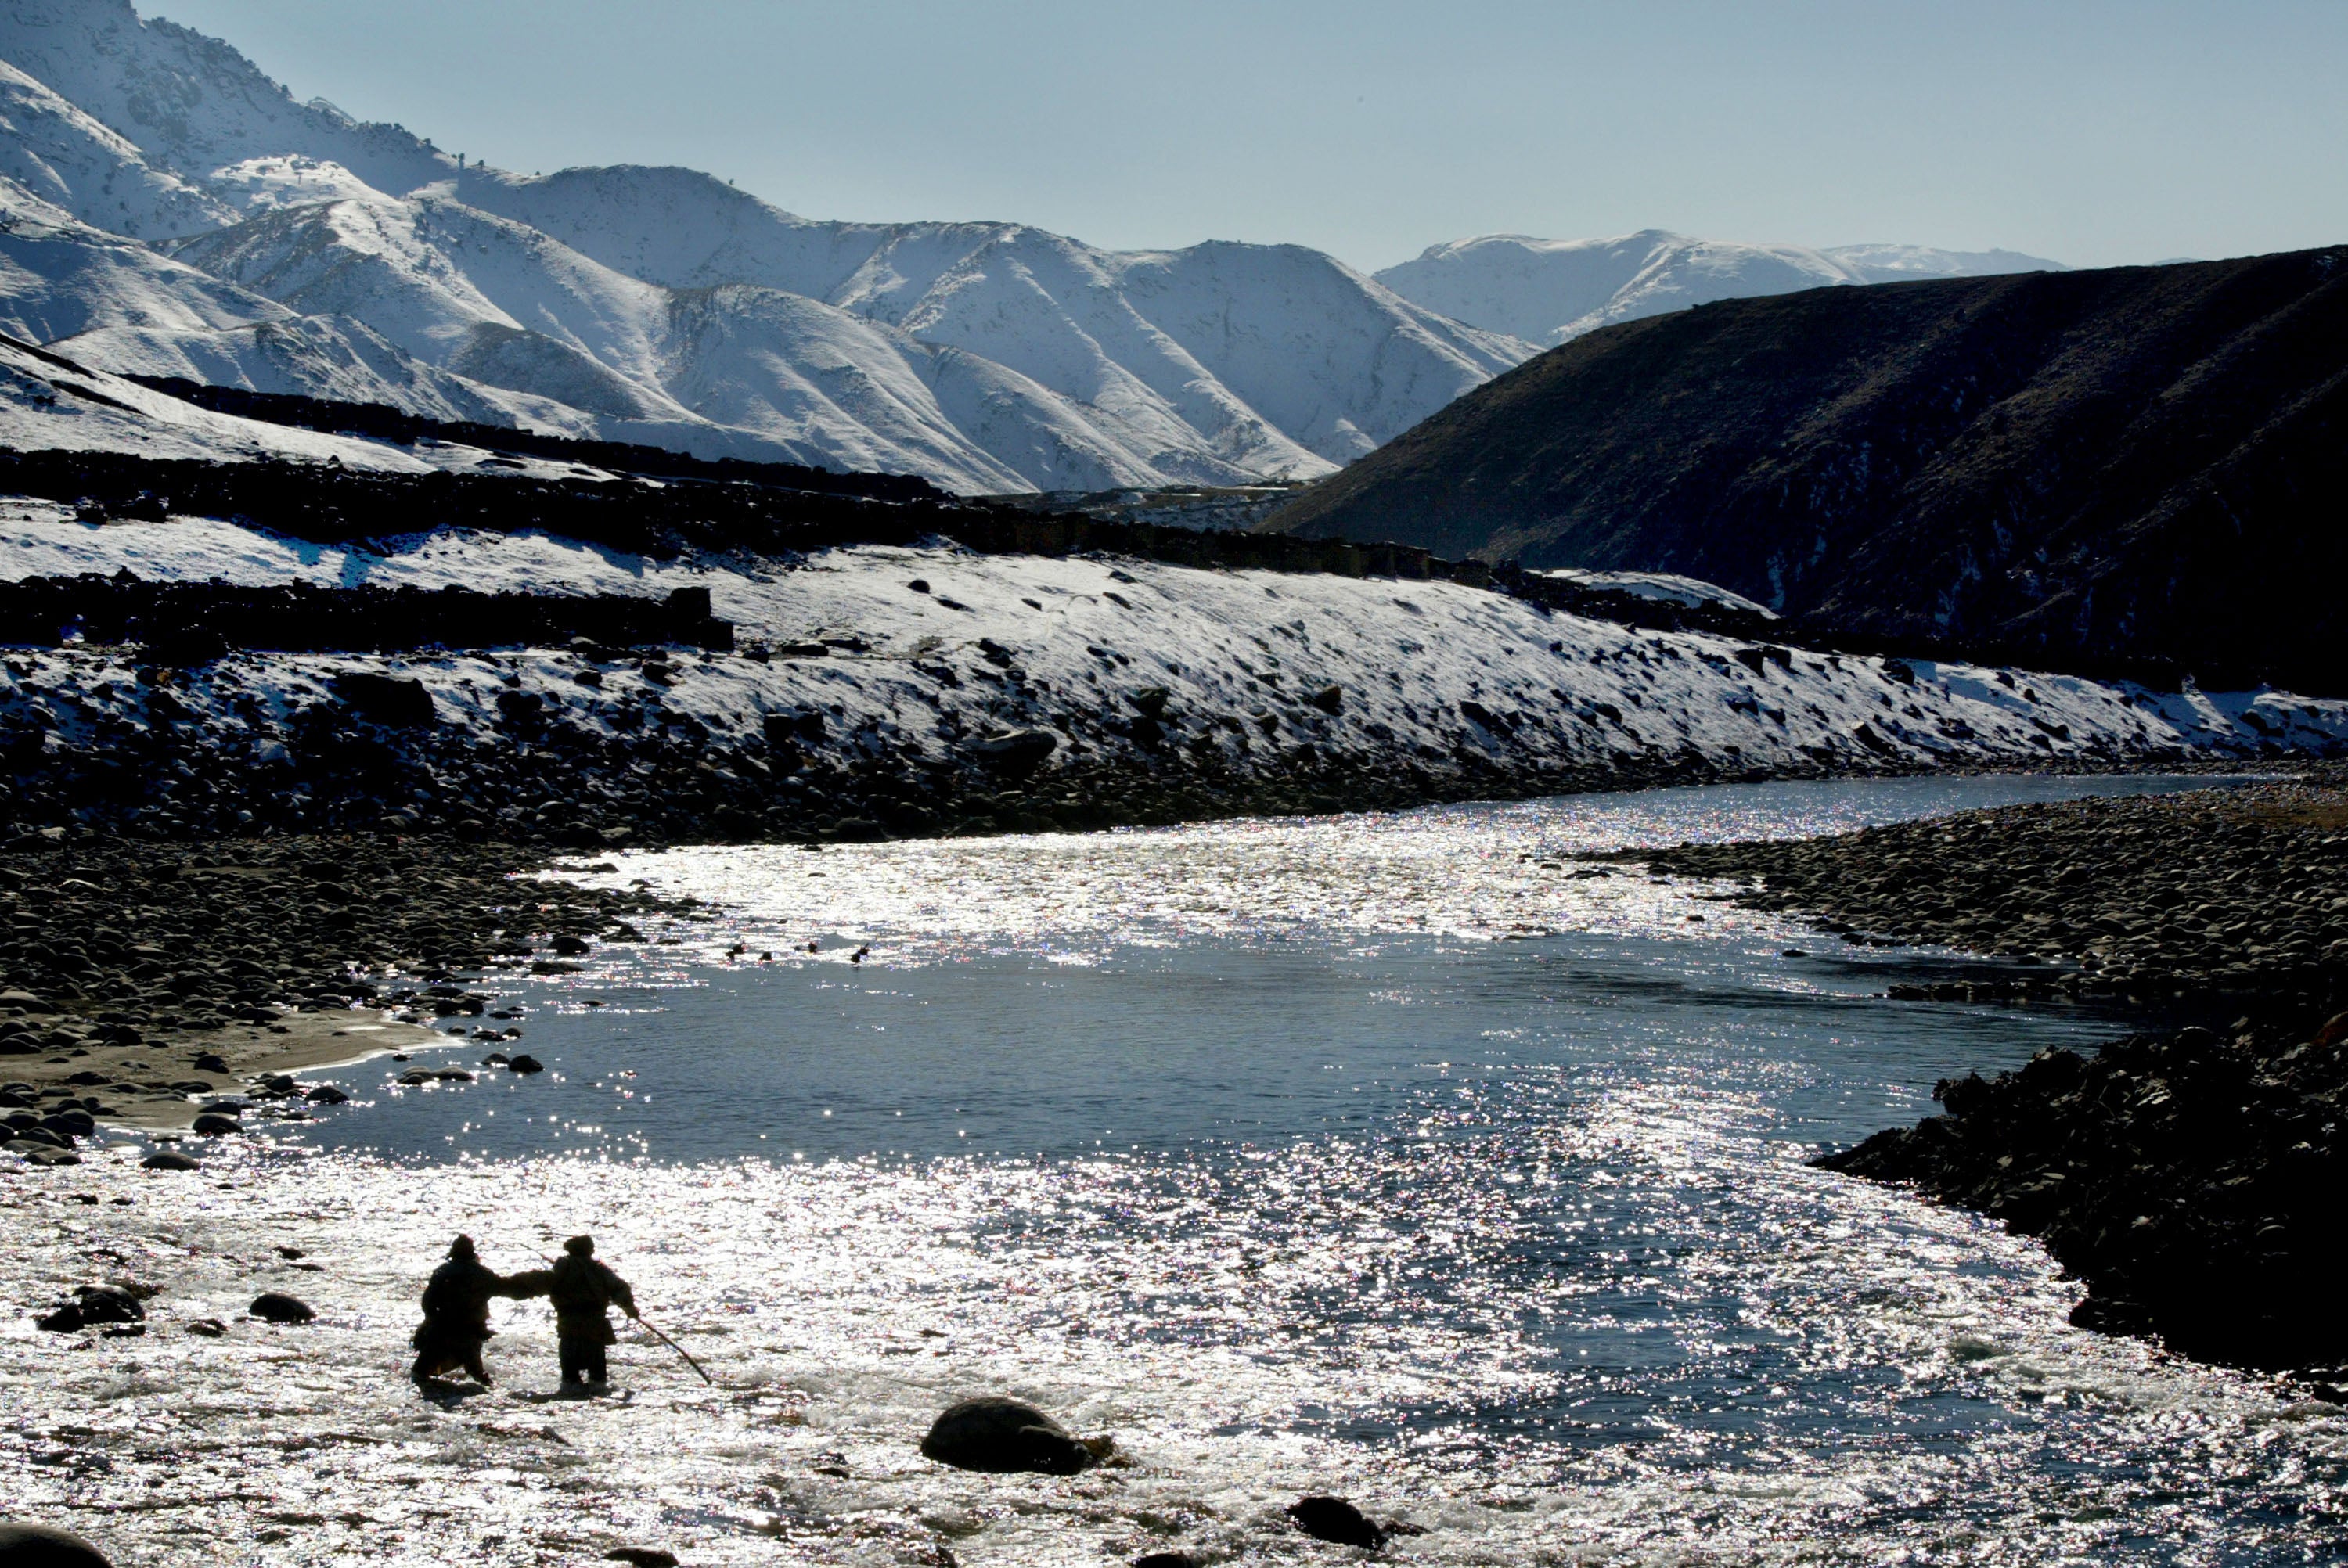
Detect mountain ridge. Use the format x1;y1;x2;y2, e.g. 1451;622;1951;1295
0;0;2065;495
1373;229;2064;346
1264;248;2348;692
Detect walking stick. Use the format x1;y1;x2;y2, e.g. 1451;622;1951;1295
636;1313;713;1384
509;1240;708;1384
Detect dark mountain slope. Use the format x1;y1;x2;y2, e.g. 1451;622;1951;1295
1264;248;2348;692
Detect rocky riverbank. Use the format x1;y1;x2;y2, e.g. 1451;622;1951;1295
1615;776;2348;1370
1627;771;2348;1002
0;834;686;1142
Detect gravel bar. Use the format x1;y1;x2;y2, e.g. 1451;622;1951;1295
0;834;688;1145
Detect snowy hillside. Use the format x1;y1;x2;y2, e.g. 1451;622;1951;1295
0;57;231;240
0;0;1539;497
1377;231;2064;347
0;177;265;342
0;332;437;467
0;0;452;220
1;509;2339;843
456;165;1528;467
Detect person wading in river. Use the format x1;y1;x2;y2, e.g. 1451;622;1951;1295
409;1235;536;1386
508;1235;639;1387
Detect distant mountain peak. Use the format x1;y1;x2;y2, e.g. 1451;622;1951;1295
1377;231;2064;347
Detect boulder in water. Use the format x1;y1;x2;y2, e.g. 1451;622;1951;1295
1287;1495;1385;1550
0;1522;113;1566
140;1150;198;1171
70;1287;144;1327
249;1293;313;1324
919;1395;1097;1475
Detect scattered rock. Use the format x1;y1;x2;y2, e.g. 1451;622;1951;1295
918;1396;1098;1475
139;1151;199;1171
507;1054;545;1074
971;728;1057;777
189;1113;242;1135
1287;1496;1385;1550
333;672;436;728
248;1293;314;1324
185;1319;226;1338
303;1085;348;1104
603;1551;679;1568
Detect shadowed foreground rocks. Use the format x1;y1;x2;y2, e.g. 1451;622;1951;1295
1620;778;2348;1371
0;1522;112;1566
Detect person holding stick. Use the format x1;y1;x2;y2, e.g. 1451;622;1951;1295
506;1234;638;1387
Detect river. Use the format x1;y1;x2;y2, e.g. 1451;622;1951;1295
4;773;2339;1566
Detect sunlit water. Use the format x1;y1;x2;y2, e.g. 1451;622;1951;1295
9;774;2344;1566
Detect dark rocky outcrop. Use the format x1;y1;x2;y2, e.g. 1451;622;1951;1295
1266;246;2348;694
34;1285;143;1333
0;575;733;658
918;1396;1097;1476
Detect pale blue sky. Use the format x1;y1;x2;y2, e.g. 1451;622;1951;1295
151;1;2348;272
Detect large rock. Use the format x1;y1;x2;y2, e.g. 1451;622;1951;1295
0;1523;112;1566
1287;1496;1385;1549
918;1396;1096;1476
333;672;436;728
971;729;1057;777
249;1293;314;1324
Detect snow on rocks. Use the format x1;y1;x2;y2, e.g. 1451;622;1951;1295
1;510;2339;844
1540;568;1777;620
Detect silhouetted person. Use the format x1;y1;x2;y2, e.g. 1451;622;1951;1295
409;1235;532;1386
511;1234;638;1386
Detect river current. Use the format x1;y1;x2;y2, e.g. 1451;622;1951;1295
5;775;2342;1566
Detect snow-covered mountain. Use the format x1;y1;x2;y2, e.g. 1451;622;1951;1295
0;1;2058;493
1376;231;2065;347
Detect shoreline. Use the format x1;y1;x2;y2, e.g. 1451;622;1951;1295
1615;772;2348;1372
